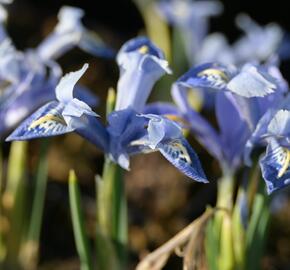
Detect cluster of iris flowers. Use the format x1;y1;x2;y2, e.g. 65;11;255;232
1;0;290;269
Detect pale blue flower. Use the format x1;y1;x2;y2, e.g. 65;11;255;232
156;0;223;64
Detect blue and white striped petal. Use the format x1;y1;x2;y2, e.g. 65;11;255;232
227;65;277;97
267;110;290;138
176;63;231;91
158;138;208;183
260;138;290;194
6;101;74;141
143;114;208;182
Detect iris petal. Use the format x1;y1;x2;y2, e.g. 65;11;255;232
55;63;88;103
158;138;208;183
115;37;171;111
36;6;114;60
260;138;290;194
6;101;74;141
227;65;276;97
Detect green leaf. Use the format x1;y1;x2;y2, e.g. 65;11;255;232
96;158;128;269
232;188;246;270
205;219;219;270
0;145;6;262
20;139;49;269
69;170;93;270
133;0;171;60
4;141;28;267
106;87;116;117
245;188;269;270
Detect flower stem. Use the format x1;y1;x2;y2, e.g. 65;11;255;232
96;158;127;269
215;171;235;270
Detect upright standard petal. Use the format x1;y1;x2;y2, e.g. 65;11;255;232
215;91;250;169
107;108;148;169
55;63;88;103
115;37;171;112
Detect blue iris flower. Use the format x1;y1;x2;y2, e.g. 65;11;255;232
149;61;280;171
244;89;290;194
156;0;223;64
171;61;279;112
233;14;283;64
195;33;235;65
0;5;116;137
245;104;290;193
195;14;285;66
36;6;115;61
7;37;208;183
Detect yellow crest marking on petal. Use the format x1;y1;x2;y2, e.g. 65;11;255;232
138;45;149;54
28;114;66;130
164;114;186;124
197;68;229;82
164;114;190;133
171;141;192;164
278;148;290;178
187;88;203;111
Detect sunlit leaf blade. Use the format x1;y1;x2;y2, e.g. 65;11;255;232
0;145;6;262
3;141;28;266
245;190;270;270
19;139;49;269
232;188;246;270
69;170;93;270
96;158;127;269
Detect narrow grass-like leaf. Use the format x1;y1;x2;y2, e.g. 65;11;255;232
20;139;49;269
205;219;219;270
111;162;127;264
95;175;119;270
0;145;6;262
232;188;246;270
99;158;128;268
245;187;269;270
69;170;93;270
4;141;28;267
134;0;171;60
